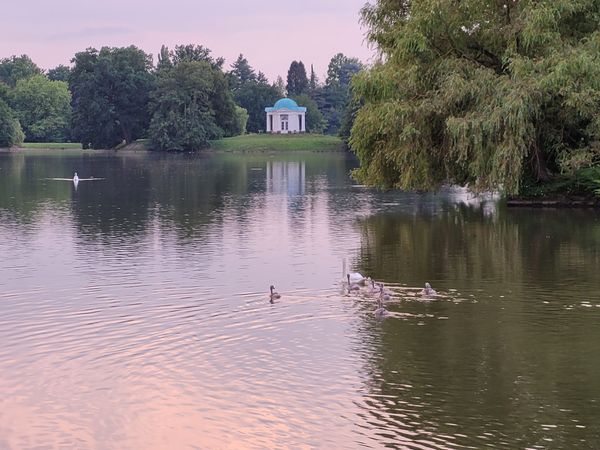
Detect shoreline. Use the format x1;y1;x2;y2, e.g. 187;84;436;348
507;197;600;208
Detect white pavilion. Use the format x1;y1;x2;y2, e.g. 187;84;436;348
265;98;307;133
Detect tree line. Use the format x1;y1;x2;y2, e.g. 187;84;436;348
0;46;363;151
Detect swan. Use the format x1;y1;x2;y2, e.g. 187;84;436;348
378;283;391;301
348;272;367;286
374;297;388;317
73;172;79;182
363;279;378;296
421;282;437;296
269;285;281;302
346;274;360;292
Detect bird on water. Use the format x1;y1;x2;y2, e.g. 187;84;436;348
269;285;281;303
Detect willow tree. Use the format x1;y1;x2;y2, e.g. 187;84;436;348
350;0;600;194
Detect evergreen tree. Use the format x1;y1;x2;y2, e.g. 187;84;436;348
309;64;319;93
319;54;363;135
226;55;279;133
286;61;308;96
257;71;269;84
229;54;256;91
273;76;286;97
156;45;172;72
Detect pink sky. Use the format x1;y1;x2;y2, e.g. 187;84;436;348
2;0;376;82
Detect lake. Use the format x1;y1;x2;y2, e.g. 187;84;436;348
1;149;600;449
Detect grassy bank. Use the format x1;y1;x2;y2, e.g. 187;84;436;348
209;134;344;152
19;142;83;149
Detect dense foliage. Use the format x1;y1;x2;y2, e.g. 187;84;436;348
47;65;71;82
0;55;42;87
70;46;154;148
1;44;365;148
350;0;600;195
316;53;363;135
11;75;71;142
291;94;325;133
227;54;280;133
0;84;24;147
0;100;24;147
148;61;237;151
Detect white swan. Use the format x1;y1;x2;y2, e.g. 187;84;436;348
73;172;79;182
346;274;360;292
421;282;437;296
269;285;281;302
348;272;367;286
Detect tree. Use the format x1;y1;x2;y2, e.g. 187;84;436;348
234;81;280;132
309;64;319;94
156;45;173;72
286;61;308;96
351;0;600;195
225;54;280;133
326;53;363;87
149;61;238;151
47;65;71;82
0;55;42;87
319;53;363;135
257;71;269;84
338;85;362;144
171;44;224;70
291;94;325;133
0;98;24;147
227;54;256;92
233;106;249;135
70;46;154;148
11;75;71;142
273;76;286;97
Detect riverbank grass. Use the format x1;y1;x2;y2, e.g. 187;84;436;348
19;142;83;149
209;134;344;152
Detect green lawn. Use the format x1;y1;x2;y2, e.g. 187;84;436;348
20;142;83;149
209;133;344;152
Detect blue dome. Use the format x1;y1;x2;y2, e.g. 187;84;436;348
265;98;307;113
273;98;299;109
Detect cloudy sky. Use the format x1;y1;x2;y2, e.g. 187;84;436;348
2;0;375;81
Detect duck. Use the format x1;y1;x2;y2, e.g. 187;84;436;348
269;285;281;302
421;282;437;296
73;172;79;182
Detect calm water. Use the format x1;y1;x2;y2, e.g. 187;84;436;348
1;149;600;449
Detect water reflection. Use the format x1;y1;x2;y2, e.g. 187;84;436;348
1;150;600;449
352;203;600;448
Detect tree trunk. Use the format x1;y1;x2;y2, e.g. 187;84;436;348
530;142;551;182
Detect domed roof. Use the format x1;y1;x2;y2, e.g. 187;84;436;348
265;97;307;113
273;98;299;109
